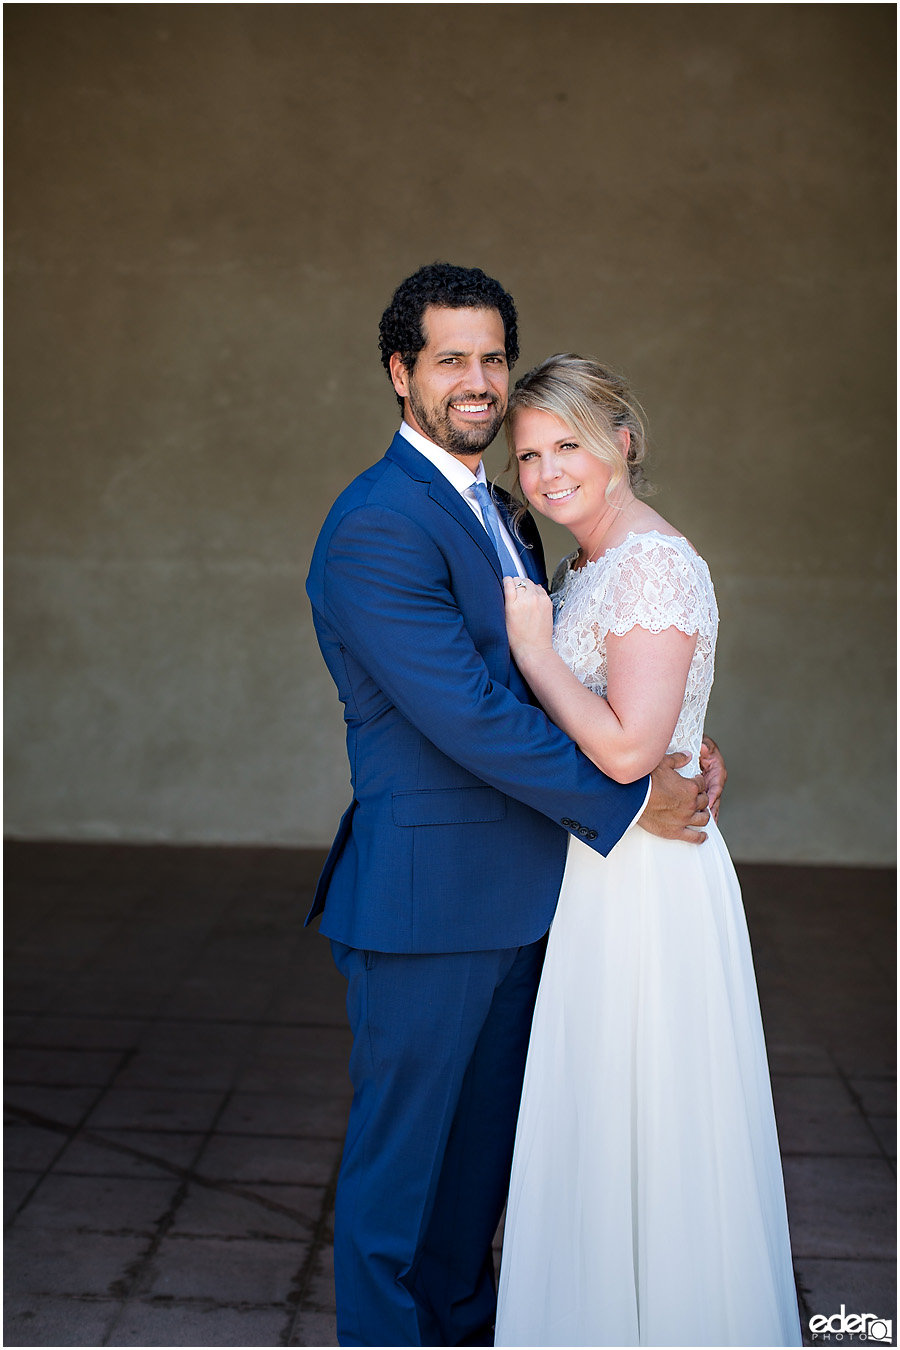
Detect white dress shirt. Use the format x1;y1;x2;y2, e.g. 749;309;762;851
398;421;526;578
397;420;651;829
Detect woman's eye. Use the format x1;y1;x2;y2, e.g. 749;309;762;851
517;451;536;462
560;442;578;451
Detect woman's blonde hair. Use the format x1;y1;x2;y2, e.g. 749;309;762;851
504;354;652;522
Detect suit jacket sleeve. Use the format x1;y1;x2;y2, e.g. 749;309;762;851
319;501;647;856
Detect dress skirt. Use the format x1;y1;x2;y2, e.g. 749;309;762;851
494;817;801;1347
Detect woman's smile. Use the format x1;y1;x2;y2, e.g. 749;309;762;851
511;406;638;560
513;408;616;524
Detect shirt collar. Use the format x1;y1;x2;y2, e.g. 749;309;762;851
399;420;488;493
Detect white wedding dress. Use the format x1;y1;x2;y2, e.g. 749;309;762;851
495;531;801;1348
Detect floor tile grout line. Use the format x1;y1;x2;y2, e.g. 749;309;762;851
5;877;165;1028
777;1151;894;1160
27;1228;316;1244
97;1081;244;1348
791;1254;897;1263
5;1107;346;1144
236;927;349;1349
14;870;291;1045
99;1176;192;1345
5;1010;350;1030
3;1046;137;1230
4;919;229;1238
8;1290;297;1314
9;1178;331;1201
7;1076;351;1096
771;1070;898;1083
8;1166;330;1190
830;1053;898;1177
95;912;340;1344
96;923;340;1348
4;1102;324;1227
7;850;892;1346
282;1146;343;1347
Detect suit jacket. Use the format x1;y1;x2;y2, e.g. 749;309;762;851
305;431;648;953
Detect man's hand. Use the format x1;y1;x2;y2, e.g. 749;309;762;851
640;752;710;844
700;734;727;822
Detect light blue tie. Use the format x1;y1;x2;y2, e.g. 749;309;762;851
472;482;520;578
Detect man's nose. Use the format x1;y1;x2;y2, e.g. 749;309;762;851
460;358;489;391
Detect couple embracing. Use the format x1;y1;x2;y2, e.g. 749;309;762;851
306;263;801;1348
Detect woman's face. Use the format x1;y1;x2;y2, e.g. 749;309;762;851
511;407;624;529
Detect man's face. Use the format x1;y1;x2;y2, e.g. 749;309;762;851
389;306;509;459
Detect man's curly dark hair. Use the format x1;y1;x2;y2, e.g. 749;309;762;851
379;263;519;409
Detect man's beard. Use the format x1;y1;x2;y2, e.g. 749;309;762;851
408;383;506;456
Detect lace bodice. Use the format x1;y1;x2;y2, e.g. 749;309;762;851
550;531;718;777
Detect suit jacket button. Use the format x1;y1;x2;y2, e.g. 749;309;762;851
578;826;590;837
587;830;598;841
561;817;574;828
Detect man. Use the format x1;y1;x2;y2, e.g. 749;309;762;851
306;263;720;1347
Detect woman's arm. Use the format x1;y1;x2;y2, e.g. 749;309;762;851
503;576;696;784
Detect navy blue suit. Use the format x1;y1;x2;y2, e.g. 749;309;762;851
306;432;647;1344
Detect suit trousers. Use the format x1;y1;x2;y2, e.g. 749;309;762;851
330;938;546;1347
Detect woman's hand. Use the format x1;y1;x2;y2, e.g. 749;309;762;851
502;576;554;664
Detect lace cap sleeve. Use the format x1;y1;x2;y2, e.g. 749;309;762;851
599;535;713;639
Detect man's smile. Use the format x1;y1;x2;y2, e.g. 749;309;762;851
450;401;492;416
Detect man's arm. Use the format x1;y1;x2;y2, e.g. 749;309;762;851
318;502;651;854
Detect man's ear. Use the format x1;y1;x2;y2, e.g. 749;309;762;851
389;352;410;401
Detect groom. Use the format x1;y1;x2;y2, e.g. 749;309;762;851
306;263;715;1347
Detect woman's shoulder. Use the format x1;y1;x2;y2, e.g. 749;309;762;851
610;528;703;564
603;530;717;631
605;501;699;559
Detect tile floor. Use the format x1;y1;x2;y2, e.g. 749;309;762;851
4;843;896;1347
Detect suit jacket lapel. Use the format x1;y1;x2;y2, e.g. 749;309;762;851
428;472;503;579
384;432;540;583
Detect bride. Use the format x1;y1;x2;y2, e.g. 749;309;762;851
493;355;801;1347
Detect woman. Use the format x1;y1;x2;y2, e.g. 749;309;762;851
493;355;801;1347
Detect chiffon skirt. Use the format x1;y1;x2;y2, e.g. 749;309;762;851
494;817;802;1347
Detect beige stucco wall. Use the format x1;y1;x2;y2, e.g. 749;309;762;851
5;4;895;862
